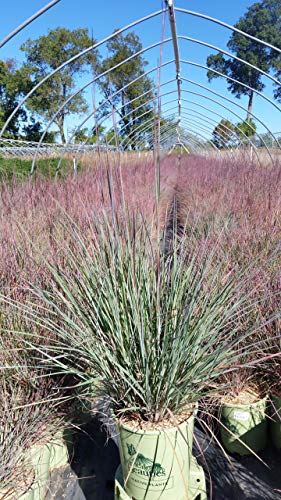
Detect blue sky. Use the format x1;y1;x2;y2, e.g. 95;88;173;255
0;0;280;142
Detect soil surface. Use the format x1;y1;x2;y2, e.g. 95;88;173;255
46;416;281;499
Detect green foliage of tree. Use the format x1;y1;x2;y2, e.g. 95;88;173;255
98;31;155;149
22;118;57;142
0;59;30;138
207;0;281;121
72;127;89;144
104;129;123;147
21;27;99;143
261;1;281;101
235;119;257;140
72;124;105;144
272;66;281;102
212;118;257;148
212;119;236;149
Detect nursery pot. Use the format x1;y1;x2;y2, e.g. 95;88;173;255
117;410;196;500
220;395;268;456
0;431;71;500
24;430;71;499
270;393;281;449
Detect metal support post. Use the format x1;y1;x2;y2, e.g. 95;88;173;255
165;0;182;133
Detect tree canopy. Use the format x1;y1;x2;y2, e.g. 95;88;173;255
235;119;257;140
206;0;281;121
211;118;257;148
20;27;99;143
211;119;236;149
98;31;155;149
0;59;29;138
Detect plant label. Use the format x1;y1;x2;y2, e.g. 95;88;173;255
233;410;249;421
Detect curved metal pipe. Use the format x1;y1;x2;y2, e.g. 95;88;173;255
0;0;61;48
120;110;236;150
27;38;173;168
181;59;281;114
182;79;277;157
30;35;279;168
179;36;281;88
175;8;281;53
58;85;264;171
119;113;219;152
134;116;221;154
66;90;260;162
0;8;167;137
106;83;272;155
131;120;210;153
29;28;280;159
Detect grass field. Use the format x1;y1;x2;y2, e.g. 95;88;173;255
0;156;81;182
0;153;280;494
1;152;280;324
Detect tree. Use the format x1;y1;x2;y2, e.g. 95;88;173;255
72;124;105;144
206;0;281;121
98;31;155;149
21;28;99;143
258;132;275;147
212;119;236;148
22;118;57;142
72;127;89;144
264;1;281;101
235;119;257;141
0;59;29;138
273;68;281;102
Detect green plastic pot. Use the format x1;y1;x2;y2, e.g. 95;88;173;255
220;395;268;456
24;431;70;499
115;457;207;500
0;431;71;500
117;410;196;500
270;393;281;449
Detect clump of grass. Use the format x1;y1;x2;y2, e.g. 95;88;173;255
260;314;281;397
0;156;79;183
1;153;281;427
0;374;66;497
0;311;73;497
7;210;277;425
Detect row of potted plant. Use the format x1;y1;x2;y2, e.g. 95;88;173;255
3;211;279;499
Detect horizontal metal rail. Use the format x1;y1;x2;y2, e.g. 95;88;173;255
2;0;280;172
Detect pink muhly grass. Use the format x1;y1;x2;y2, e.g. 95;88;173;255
1;153;281;346
0;152;280;406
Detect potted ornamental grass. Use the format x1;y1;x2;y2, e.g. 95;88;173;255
210;249;280;457
217;313;280;456
7;213;275;499
217;368;268;456
0;373;71;499
216;319;269;456
0;314;72;499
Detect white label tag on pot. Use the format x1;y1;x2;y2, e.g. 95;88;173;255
233;410;249;421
